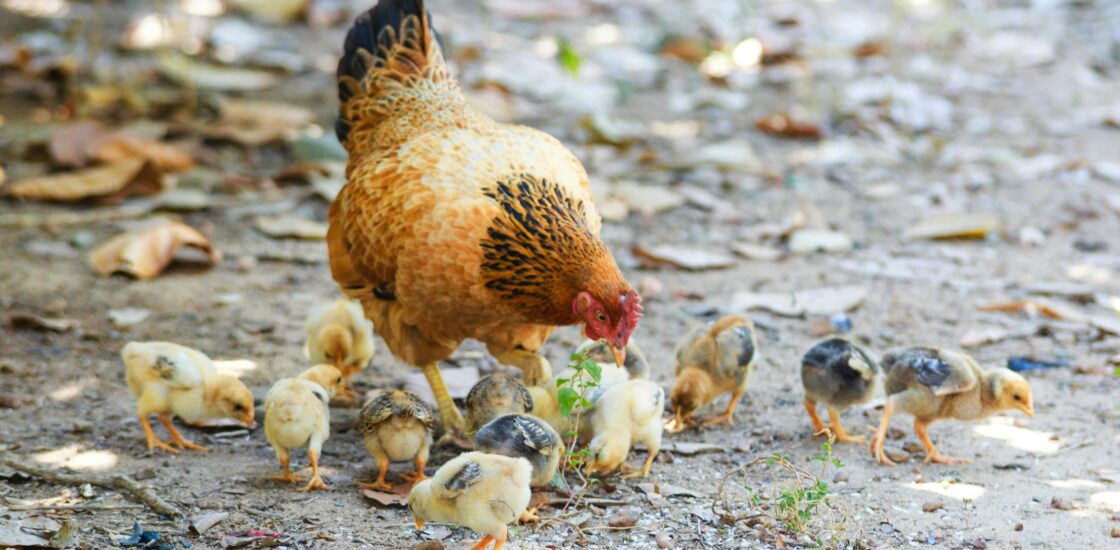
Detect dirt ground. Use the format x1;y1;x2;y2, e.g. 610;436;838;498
2;0;1120;548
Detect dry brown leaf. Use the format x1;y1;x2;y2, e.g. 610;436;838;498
755;113;822;140
633;245;737;271
3;159;165;203
905;213;1000;240
50;120;109;167
94;134;194;172
7;312;78;332
729;286;868;317
731;241;785;261
89;221;221;279
253;216;328;240
158;51;279;91
979;299;1065;319
202;100;315;146
361;485;410;507
230;0;310;23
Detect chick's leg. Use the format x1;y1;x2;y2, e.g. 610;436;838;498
357;447;392;491
623;450;658;479
915;419;970;465
804;399;828;435
270;447;301;483
469;534;494;550
158;415;207;451
869;401;895;466
139;415;178;454
299;449;330;491
421;363;464;434
401;456;427;484
494;349;552;387
827;406;865;444
703;391;744;426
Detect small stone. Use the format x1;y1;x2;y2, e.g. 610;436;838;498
1111;527;1119;538
71;421;94;434
1051;497;1076;511
885;447;910;463
608;507;641;528
887;427;906;440
134;467;157;481
922;501;943;513
79;483;95;498
638;276;663;298
833;472;849;483
878;522;894;534
902;441;924;454
411;542;444;550
655;534;672;548
808;318;832;337
930;529;944;540
1014;523;1023;532
235;255;258;273
970;539;988;549
829;313;852;333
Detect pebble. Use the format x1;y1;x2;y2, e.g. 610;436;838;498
1051;497;1076;510
655;534;672;548
885;447;910;463
833;472;849;483
878;523;894;534
970;539;988;549
902;441;924;454
1111;527;1120;538
134;467;157;480
411;542;444;550
922;502;944;513
608;507;641;528
1014;523;1023;531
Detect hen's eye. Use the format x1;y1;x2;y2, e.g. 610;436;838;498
596;312;607;322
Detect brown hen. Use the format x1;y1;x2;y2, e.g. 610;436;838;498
330;0;642;434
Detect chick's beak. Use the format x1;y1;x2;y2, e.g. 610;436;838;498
237;413;257;429
1020;402;1034;417
414;517;424;530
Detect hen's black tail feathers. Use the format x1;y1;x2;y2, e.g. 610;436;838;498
335;0;444;143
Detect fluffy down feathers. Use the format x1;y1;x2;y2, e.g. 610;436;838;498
122;341;254;427
586;379;665;478
669;315;757;429
464;374;533;435
305;300;375;382
264;370;334;490
408;451;532;543
801;338;879;410
475;413;562;487
356;389;435;489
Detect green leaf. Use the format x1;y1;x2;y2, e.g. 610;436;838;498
558;387;580;417
584;360;602;384
555;377;570;388
557;37;582;76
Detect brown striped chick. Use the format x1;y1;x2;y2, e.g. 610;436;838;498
122;341;255;454
801;338;880;444
465;374;533;436
409;452;532;550
356;389;435;490
475;414;562;488
869;347;1034;466
585;379;665;478
264;365;342;491
668;315;758;433
306;299;375;398
576;338;651;380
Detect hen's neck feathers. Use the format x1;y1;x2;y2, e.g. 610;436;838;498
480;175;629;325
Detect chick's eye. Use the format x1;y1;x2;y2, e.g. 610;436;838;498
1012;394;1021;401
233;403;244;412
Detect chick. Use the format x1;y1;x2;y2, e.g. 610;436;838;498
869;347;1035;466
465;374;533;435
264;365;342;491
122;341;255;454
668;315;758;432
526;350;632;438
356;389;435;490
585;379;665;478
306;299;375;398
576;338;651;380
409;451;532;550
801;338;880;444
475;414;562;488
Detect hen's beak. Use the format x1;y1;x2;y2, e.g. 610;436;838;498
414;517;424;530
609;345;626;368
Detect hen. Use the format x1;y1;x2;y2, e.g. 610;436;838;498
330;0;642;433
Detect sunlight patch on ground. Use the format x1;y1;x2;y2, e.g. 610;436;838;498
1047;479;1105;490
903;479;986;501
32;444;118;471
971;417;1059;455
1090;492;1120;513
214;359;257;377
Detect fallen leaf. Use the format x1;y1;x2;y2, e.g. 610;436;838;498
633;245;737;271
905;213;1000;240
0;514;60;547
959;327;1011;348
729;286;868;317
158;51;279;91
1050;497;1076;511
230;0;309;23
979;299;1065;319
254;216;328;240
755;113;821;139
668;140;761;171
154;188;211;211
740;211;806;241
922;501;944;513
203;100;315;146
660;37;708;64
664;442;725;456
89;221;221;279
362;486;410;507
3;158;165;203
190;511;229;534
108;308;152;328
637;482;706;498
607;507;640;528
730;242;785;261
94;134;194;173
50;120;109;167
611;182;684;214
7;312;77;332
788;229;853;254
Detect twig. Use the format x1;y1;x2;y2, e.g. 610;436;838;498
543;497;627;507
6;503;144;512
1;456;182;517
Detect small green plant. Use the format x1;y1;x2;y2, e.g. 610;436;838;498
555;351;601;472
557;37;582;76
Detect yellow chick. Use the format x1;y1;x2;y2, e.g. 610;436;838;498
409;451;532;550
585;379;665;478
668;315;758;432
306;299;375;398
801;338;880;444
356;389;435;490
575;338;651;380
122;341;255;454
526;352;630;439
263;365;342;491
869;347;1035;466
465;374;533;435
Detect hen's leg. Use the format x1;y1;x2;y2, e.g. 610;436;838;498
915;418;970;465
299;449;330;491
827;406;865;444
421;363;465;434
804;399;829;435
494;349;552;387
869;401;895;466
139;415;178;454
158;415;207;451
703;391;743;426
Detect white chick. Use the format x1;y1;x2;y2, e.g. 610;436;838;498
408;451;532;550
264;364;342;491
356;389;435;490
122;341;255;454
306;299;375;398
585;379;665;478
